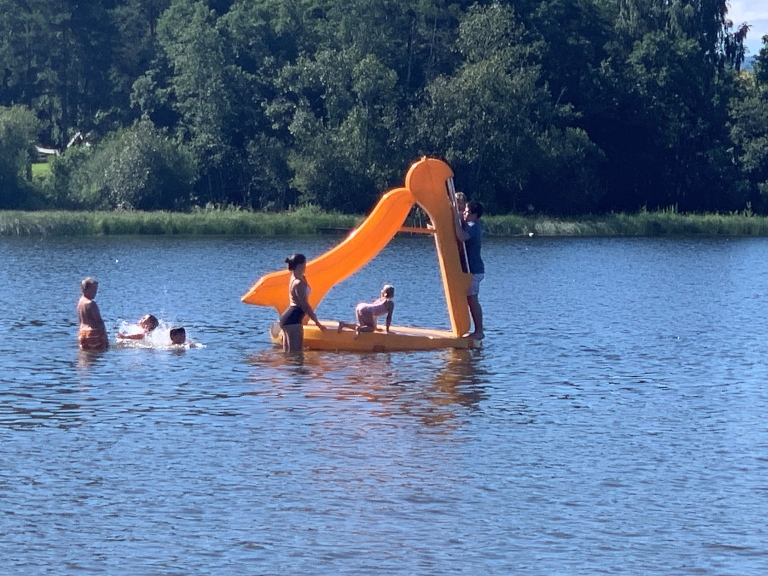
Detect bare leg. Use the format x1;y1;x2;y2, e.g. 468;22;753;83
282;324;304;352
467;295;484;339
352;324;376;339
337;321;356;332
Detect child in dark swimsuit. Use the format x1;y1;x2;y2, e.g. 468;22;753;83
337;285;395;335
279;253;326;352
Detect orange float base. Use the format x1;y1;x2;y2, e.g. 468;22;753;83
270;321;481;352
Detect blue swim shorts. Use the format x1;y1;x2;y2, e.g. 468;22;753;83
468;273;484;296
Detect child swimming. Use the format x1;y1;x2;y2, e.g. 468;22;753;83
337;285;395;335
115;317;197;349
170;327;186;344
117;314;159;340
170;326;198;348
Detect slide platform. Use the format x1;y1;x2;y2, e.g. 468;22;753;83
268;321;475;352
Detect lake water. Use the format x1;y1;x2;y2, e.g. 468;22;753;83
1;234;767;574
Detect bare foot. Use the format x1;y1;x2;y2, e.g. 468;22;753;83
468;331;485;340
337;323;344;333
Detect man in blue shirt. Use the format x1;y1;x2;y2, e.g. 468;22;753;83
454;200;484;340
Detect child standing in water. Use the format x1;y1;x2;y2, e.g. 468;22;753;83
77;277;109;351
338;285;395;335
279;253;326;352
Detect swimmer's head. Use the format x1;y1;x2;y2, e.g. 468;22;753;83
285;253;307;272
81;277;98;298
382;284;394;298
138;314;159;332
170;327;186;345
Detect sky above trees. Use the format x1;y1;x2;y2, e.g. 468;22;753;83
729;0;768;56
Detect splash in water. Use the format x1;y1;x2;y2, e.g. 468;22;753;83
115;319;201;349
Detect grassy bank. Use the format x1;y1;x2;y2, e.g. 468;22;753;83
0;207;360;236
3;207;768;237
483;209;768;237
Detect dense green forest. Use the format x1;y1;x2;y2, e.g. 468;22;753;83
0;0;766;215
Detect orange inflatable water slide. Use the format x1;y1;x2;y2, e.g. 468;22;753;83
241;158;478;351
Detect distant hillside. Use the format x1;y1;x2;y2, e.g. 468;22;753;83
744;55;757;71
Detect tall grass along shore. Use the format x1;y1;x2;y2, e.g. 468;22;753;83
0;207;358;237
3;207;768;237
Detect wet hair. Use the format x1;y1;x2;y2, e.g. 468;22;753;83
285;253;307;271
466;200;484;218
382;284;395;298
139;314;159;332
170;327;186;344
81;277;98;293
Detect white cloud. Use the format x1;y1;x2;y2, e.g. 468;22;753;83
728;0;768;55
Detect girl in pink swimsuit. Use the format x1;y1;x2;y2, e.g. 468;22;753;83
337;285;395;335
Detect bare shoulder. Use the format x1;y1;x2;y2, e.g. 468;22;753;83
291;276;307;294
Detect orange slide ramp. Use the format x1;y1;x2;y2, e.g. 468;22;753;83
242;158;476;351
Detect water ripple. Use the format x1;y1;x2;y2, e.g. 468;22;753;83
1;236;767;574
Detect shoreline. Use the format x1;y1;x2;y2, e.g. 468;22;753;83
2;208;768;237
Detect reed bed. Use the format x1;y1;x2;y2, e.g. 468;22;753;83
0;208;360;237
3;208;768;237
483;210;768;237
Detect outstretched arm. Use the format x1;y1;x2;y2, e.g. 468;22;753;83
117;332;144;340
454;212;469;241
385;301;394;333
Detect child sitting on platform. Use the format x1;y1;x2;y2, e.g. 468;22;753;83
337;285;395;335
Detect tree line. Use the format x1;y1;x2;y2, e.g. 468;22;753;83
0;0;766;215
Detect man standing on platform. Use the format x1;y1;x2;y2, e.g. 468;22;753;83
453;200;484;340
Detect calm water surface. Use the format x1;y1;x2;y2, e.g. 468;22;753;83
1;235;767;574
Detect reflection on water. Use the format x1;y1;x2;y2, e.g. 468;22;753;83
76;348;106;371
245;348;487;428
430;348;487;409
1;235;768;574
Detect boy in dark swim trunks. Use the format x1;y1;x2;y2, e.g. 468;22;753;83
77;277;109;351
454;201;485;340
